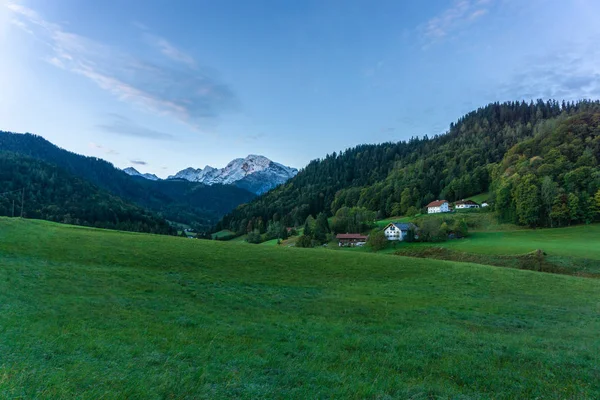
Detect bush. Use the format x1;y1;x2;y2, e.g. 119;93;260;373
406;206;419;217
367;229;388;252
296;235;314;248
453;219;469;238
246;231;262;244
417;219;447;242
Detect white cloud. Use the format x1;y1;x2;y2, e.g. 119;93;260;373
6;2;238;131
499;39;600;101
420;0;493;47
148;35;196;67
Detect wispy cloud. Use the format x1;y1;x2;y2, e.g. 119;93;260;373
420;0;492;47
89;142;119;155
7;2;239;130
499;39;600;101
97;114;176;141
130;159;147;166
146;34;196;67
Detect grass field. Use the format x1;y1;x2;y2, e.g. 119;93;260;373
405;224;600;260
211;229;236;239
1;218;599;398
343;224;600;276
375;216;411;228
466;192;490;204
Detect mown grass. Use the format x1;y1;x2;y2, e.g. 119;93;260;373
375;216;411;228
466;192;490;204
395;247;600;278
1;218;599;399
211;229;236;239
410;224;600;260
343;224;600;275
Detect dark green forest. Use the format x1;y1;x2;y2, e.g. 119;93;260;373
0;152;174;234
0;132;255;230
493;112;600;227
216;100;600;234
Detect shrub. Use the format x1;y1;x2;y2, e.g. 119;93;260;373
296;235;314;248
367;229;388;252
417;219;447;242
246;231;262;244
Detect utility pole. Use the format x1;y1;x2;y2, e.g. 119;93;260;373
20;188;24;218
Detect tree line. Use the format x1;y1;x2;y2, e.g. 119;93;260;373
216;100;600;235
0;152;175;234
0;131;255;230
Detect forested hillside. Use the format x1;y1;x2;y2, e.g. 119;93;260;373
0;152;174;234
0;132;255;229
216;100;600;234
493;111;600;227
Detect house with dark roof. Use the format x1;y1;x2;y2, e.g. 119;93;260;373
426;200;450;214
336;233;368;246
383;222;417;241
455;199;480;209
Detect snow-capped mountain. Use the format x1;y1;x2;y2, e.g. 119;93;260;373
123;167;159;181
168;155;298;194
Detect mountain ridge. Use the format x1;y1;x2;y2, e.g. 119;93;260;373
123;167;160;181
0;131;255;230
165;154;298;194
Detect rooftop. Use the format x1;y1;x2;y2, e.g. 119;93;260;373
426;200;448;207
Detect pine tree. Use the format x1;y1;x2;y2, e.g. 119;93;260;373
595;189;600;221
515;174;541;227
567;193;581;225
313;212;330;242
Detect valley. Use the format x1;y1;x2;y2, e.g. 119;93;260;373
3;2;599;398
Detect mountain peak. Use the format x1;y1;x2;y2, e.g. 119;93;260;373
168;155;298;194
123;167;159;181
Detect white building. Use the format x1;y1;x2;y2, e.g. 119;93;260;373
383;223;417;241
481;202;489;207
455;199;480;209
426;200;450;214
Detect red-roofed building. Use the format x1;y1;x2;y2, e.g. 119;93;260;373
336;233;368;246
426;200;450;214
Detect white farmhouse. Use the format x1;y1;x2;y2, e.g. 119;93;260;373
383;223;417;241
426;200;450;214
454;199;480;209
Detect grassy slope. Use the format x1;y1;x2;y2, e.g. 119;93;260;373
211;229;236;239
1;218;599;399
375;216;411;228
466;192;490;204
405;224;600;260
343;225;600;276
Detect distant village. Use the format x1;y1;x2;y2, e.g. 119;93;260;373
336;198;488;247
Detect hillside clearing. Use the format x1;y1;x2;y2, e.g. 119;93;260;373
1;218;599;399
466;192;490;204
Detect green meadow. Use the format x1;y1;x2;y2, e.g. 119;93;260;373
358;224;600;259
410;224;600;259
466;192;490;204
1;218;599;399
210;229;236;239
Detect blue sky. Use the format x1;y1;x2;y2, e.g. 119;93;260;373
1;0;600;176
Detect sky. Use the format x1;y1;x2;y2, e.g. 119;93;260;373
1;0;600;177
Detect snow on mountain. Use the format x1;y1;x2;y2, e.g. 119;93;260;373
168;155;298;194
167;167;202;181
123;167;160;181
